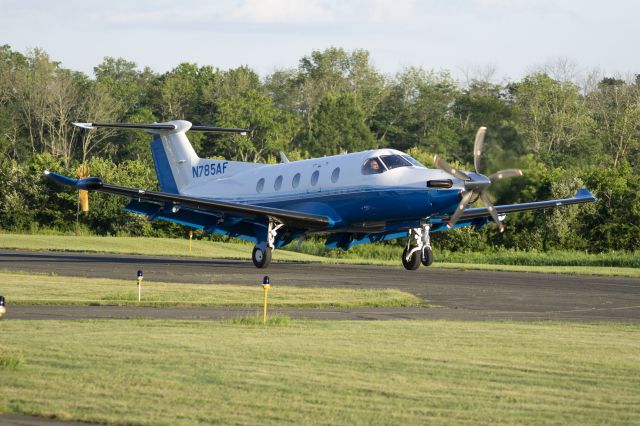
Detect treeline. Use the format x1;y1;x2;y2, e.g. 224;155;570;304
0;45;638;251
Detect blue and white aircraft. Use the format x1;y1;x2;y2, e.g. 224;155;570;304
45;121;596;269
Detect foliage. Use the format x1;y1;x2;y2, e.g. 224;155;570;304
0;44;638;252
307;92;376;156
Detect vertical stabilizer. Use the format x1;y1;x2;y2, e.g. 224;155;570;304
71;119;256;195
149;120;199;193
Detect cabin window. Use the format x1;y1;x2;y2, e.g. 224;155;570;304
311;170;320;186
362;157;385;175
292;173;301;188
379;154;412;170
331;167;340;183
274;175;283;191
256;178;265;193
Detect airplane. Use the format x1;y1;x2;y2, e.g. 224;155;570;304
45;120;596;270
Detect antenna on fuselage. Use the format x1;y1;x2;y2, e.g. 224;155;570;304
279;151;290;163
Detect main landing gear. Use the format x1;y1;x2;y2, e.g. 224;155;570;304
402;225;434;271
252;222;283;268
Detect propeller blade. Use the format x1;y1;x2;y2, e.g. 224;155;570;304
489;168;523;182
479;191;504;233
473;126;486;174
447;190;475;228
433;155;471;181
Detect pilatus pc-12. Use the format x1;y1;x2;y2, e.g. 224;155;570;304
45;121;596;269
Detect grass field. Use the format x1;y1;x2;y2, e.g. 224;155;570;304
0;233;324;263
0;271;420;308
1;320;639;425
1;233;639;277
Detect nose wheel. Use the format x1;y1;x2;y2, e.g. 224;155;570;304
402;225;434;270
421;246;434;266
402;246;421;270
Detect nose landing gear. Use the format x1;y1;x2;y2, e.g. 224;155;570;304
402;224;433;270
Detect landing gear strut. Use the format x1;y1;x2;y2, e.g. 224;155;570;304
252;221;283;269
402;224;433;270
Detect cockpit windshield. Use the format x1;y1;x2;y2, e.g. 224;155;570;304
362;154;424;175
379;154;412;170
402;155;425;168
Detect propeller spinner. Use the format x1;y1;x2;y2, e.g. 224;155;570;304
433;127;522;232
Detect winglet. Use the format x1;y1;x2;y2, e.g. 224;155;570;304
575;188;596;201
43;171;78;187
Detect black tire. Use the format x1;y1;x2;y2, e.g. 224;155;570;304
252;246;272;268
421;247;434;267
402;247;421;270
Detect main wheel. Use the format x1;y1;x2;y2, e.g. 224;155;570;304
402;247;421;270
252;246;272;268
421;246;434;267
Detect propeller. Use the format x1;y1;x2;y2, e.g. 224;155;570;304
433;127;522;232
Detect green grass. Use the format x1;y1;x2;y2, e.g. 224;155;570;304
0;233;638;277
227;314;292;326
294;238;640;268
0;350;24;370
0;271;421;308
0;320;638;425
429;262;640;278
0;233;325;263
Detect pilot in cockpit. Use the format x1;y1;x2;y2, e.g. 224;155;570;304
363;158;384;174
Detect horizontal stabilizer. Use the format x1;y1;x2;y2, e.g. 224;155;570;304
72;122;248;135
190;125;249;134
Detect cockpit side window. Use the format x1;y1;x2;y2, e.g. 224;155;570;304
379;154;412;170
362;157;385;175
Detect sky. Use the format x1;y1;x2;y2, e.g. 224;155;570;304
0;0;637;82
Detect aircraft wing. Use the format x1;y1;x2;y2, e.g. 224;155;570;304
44;171;333;230
457;188;596;221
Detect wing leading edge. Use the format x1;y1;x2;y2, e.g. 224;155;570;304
44;171;334;230
457;188;596;221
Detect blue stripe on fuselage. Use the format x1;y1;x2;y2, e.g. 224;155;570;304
200;186;461;225
150;135;179;194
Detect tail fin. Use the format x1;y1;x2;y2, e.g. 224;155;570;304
73;120;250;194
149;121;199;193
150;134;181;193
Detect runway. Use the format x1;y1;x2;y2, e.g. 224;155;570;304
2;250;639;322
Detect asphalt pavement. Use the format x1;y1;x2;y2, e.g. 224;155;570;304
1;250;639;322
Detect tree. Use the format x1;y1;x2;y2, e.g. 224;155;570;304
214;89;300;162
587;77;640;167
93;57;156;113
512;73;593;164
452;80;522;169
307;93;375;156
371;68;459;154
